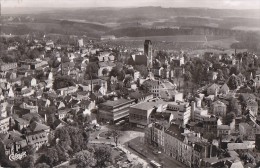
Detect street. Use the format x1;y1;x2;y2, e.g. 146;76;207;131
89;125;186;168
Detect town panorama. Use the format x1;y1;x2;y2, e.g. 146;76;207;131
0;0;260;168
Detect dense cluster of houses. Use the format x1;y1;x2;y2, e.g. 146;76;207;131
1;37;260;168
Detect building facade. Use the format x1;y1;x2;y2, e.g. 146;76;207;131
98;99;135;123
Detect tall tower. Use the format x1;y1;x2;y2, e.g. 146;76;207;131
144;40;153;69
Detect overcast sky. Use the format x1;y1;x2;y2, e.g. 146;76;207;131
2;0;260;9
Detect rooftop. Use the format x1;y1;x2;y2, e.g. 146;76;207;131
100;98;134;108
165;123;185;141
131;99;167;111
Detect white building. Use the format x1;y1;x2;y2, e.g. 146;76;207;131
166;101;191;127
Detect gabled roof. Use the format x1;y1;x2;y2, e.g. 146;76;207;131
207;83;220;90
220;83;229;91
27;121;49;133
165;123;185;141
78;100;92;107
52;119;67;130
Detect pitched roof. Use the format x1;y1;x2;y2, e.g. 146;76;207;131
208;83;220;90
52;119;67;129
220;84;229;91
78;100;92;106
165;124;185;141
28;121;49;133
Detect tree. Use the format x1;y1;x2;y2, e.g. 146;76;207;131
23;144;36;156
102;68;108;76
124;76;133;87
217;69;225;81
109;67;120;77
94;147;112;168
53;75;75;90
20;155;35;168
85;63;99;84
134;65;148;78
226;112;236;125
71;150;96;168
140;82;151;93
111;130;122;146
30;116;42;124
174;68;182;81
183;71;192;88
28;49;41;60
184;71;192;82
229;66;239;75
93;85;101;92
39;148;60;167
125;69;135;77
229;98;241;116
227;75;240;90
117;71;125;81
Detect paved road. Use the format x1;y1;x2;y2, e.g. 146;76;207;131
89;140;149;168
90;125;185;168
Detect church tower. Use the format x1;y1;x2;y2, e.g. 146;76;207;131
144;40;153;69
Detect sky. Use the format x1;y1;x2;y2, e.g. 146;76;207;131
1;0;260;9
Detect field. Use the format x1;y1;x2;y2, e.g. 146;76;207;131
109;35;237;50
116;35;233;42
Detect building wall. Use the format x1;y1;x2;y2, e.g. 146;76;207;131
212;103;226;117
99;101;134;122
0;117;10;134
0;63;17;71
129;108;153;127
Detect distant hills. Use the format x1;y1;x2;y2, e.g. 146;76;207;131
1;7;260;52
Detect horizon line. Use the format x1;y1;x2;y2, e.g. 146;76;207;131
2;6;260;10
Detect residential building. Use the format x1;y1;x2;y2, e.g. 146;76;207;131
97;51;115;62
81;79;107;95
219;84;229;95
98;61;116;77
0;63;17;72
217;125;231;137
211;100;227;117
98;99;135;123
57;108;70;120
164;124;193;167
57;86;78;96
142;79;179;100
170;55;185;67
239;122;260;140
165;101;191;127
128;91;153;103
207;83;220;96
14;118;29;131
78;100;95;111
150;123;165;150
0;117;11;134
25;121;50;151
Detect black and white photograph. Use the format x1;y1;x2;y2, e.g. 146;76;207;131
0;0;259;167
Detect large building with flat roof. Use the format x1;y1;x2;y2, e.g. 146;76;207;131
98;98;135;123
129;99;167;128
